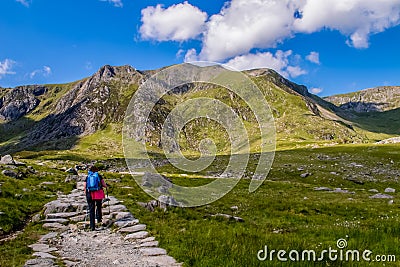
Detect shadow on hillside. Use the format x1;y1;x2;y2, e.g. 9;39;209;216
336;104;400;135
0;105;83;155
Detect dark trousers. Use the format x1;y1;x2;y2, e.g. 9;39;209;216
86;191;102;230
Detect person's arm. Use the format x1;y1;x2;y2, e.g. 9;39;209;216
100;178;107;188
83;181;87;193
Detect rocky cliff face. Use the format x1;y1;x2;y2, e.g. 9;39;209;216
0;65;144;151
324;86;400;112
0;86;47;121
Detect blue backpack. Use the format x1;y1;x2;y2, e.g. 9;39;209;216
87;171;101;191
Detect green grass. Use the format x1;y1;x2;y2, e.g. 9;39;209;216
108;144;400;266
0;164;73;234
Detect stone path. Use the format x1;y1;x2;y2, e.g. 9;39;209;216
24;179;181;267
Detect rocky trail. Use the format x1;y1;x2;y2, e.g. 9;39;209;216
23;176;181;267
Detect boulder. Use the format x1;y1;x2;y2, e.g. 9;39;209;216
2;169;18;178
314;187;333;191
0;155;15;165
384;188;396;193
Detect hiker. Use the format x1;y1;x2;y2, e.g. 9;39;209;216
84;165;108;231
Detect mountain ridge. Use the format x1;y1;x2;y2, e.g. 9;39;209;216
0;64;398;155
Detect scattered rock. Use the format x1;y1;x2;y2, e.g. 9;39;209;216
2;169;18;178
388;200;394;205
314;187;333;191
368;189;379;193
332;188;355;194
345;176;364;185
230;206;239;211
384;188;396;193
158;195;179;210
369;193;394;199
300;172;311;178
0;155;15;165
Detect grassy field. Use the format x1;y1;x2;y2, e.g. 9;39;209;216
1;144;399;266
109;144;400;266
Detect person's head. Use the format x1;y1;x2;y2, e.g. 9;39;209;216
89;165;99;173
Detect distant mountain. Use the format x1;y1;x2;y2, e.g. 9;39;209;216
0;65;398;155
324;86;400;113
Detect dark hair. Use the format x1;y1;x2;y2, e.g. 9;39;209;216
89;165;99;172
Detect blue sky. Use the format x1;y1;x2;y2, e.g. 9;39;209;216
1;0;400;96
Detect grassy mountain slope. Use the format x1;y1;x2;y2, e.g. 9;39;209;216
0;65;397;158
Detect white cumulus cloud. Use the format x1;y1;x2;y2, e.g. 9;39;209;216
30;66;52;79
306;51;320;64
99;0;123;8
139;0;400;75
293;0;400;48
200;0;297;61
226;50;307;78
310;87;323;94
0;59;16;79
287;66;307;78
140;1;208;41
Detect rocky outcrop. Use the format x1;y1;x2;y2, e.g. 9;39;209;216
376;137;400;144
324;86;400;112
1;65;145;151
0;86;46;121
